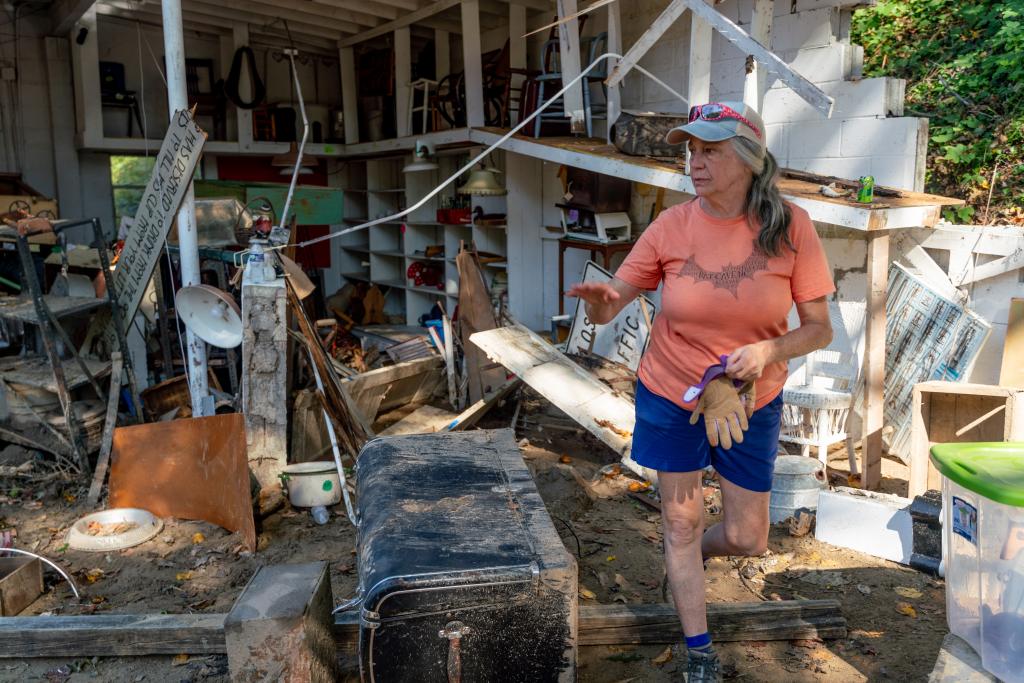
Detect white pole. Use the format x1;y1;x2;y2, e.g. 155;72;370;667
161;0;210;416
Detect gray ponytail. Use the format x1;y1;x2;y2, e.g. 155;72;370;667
730;136;793;257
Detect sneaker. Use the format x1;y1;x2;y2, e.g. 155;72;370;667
686;648;723;683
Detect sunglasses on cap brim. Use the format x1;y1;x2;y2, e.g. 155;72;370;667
688;103;762;140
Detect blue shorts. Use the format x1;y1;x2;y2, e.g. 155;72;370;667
632;380;784;492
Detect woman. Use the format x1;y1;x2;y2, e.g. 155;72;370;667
568;102;834;683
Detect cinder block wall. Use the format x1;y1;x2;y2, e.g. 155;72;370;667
616;0;926;192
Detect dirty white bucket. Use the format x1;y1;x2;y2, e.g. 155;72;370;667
769;455;826;523
280;462;342;508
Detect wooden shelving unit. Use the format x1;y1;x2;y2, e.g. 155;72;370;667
334;150;509;325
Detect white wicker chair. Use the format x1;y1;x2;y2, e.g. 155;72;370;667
779;301;867;472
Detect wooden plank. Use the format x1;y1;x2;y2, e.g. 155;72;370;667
86;351;123;506
380;405;459;435
395;27;412;138
0;614;227;656
470;324;654;481
339;46;359;145
578;600;846;645
338;0;459;46
956;247;1024;287
343;356;444;417
604;0;622;139
556;0;585;131
682;0;833;117
606;0;689;89
1000;299;1024;388
861;232;888;489
446;376;520;431
442;314;458;407
742;0;774;112
457;249;505;403
461;0;485;128
687;0;712;117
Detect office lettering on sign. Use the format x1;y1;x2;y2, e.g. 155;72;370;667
113;110;207;326
566;261;656;373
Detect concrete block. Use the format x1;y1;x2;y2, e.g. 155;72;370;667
225;562;337;683
816;487;913;564
788;119;842;159
787;155;873;182
710;56;749;93
840;117;925;158
712;29;746;64
870;154;922;191
765;123;789;161
772;44;860;87
762;77;905;124
771;7;840;52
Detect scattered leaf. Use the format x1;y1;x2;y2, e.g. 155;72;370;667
628;481;651;492
895;586;923;599
63;493;76;504
191;532;205;545
90;596;106;605
614;573;631;591
579;587;596;600
171;654;189;667
188;598;214;611
559;455;572;464
895;602;917;618
857;584;872;595
597;571;610;588
84;568;104;583
606;555;617;562
652;646;673;666
175;571;193;582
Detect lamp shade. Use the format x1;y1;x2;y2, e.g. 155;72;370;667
458;169;506;196
403;158;439;173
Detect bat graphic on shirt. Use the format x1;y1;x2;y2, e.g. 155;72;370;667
676;240;768;297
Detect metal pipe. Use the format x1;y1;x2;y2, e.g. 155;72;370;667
161;0;210;417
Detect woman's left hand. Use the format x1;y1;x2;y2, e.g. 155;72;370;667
726;342;771;382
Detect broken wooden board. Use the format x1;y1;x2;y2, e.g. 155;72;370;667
86;351;123;506
577;600;846;645
446;377;520;432
379;405;459;436
109;414;257;552
470;324;654;482
342;357;444;422
457;249;506;404
1000;298;1024;388
0;598;844;658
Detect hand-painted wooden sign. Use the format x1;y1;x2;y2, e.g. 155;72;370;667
114;110;206;325
566;260;656;372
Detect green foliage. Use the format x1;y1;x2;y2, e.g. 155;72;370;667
109;156;155;229
852;0;1024;224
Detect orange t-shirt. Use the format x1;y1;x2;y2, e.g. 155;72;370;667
615;199;835;411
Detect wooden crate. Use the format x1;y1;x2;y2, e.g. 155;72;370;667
909;381;1024;497
0;557;43;616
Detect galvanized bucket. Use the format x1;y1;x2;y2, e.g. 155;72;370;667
769;455;827;523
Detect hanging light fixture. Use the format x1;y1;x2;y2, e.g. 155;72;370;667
403;140;439;173
272;141;314;176
458;165;506;195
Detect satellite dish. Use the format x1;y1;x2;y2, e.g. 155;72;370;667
175;285;243;349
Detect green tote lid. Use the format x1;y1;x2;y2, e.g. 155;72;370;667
930;442;1024;507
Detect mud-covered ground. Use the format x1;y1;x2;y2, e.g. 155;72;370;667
0;392;943;682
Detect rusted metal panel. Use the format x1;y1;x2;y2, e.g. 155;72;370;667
109;414;256;551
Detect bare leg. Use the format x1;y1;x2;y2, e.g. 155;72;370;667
702;475;770;559
660;470;708;637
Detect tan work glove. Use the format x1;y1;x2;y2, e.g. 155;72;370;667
689;376;753;449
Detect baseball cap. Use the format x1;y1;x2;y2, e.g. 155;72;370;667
665;101;766;154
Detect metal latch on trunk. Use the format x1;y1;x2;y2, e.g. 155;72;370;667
439;620;471;683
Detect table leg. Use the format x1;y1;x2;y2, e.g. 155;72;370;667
558;243;566;315
861;232;889;490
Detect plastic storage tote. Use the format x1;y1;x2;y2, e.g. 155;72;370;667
931;442;1024;683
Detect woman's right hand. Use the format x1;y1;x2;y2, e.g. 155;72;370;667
566;281;621;306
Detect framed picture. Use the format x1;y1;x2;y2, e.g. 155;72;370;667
186;58;214;95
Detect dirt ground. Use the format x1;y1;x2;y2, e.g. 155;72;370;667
0;392;945;682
